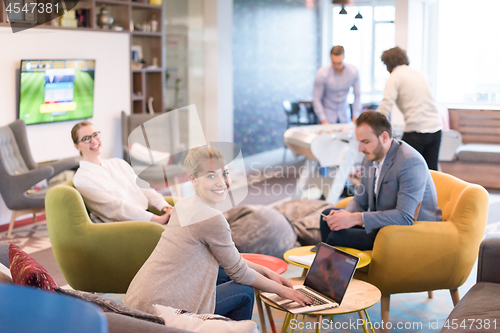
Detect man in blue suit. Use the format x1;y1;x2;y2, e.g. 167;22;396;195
320;111;442;250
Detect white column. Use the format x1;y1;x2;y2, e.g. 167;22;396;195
395;0;439;94
203;0;233;143
395;0;409;50
320;0;333;67
425;0;440;98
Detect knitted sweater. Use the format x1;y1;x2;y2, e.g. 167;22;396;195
123;195;257;315
377;65;442;133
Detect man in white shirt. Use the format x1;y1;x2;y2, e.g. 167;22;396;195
313;46;361;124
376;46;442;170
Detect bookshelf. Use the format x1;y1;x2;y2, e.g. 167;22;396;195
0;0;164;114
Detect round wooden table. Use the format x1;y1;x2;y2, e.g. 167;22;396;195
261;277;381;333
283;245;371;276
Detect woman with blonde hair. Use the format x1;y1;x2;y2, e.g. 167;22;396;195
71;121;172;224
123;145;311;320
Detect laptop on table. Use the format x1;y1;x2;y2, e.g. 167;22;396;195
261;243;359;314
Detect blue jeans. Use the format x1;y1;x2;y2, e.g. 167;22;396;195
214;267;255;321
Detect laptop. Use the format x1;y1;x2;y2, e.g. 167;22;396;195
261;243;359;314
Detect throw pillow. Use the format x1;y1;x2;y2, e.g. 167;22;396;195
154;305;258;333
8;244;58;292
223;205;296;258
54;287;165;325
0;262;12;284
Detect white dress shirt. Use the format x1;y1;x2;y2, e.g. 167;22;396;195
313;63;361;124
377;65;442;133
362;156;385;224
73;158;169;222
373;156;386;196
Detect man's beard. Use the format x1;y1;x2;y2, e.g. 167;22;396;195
371;139;385;161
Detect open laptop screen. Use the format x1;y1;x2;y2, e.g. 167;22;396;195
304;243;359;305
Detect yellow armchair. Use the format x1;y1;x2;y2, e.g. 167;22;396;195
45;180;178;293
336;171;488;323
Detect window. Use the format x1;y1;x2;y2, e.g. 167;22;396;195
435;0;500;105
332;3;395;95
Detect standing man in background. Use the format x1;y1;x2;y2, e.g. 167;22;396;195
376;46;442;171
313;45;361;124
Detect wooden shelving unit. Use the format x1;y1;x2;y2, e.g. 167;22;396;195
131;3;162;9
0;0;164;114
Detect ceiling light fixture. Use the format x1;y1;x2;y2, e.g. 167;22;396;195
355;11;363;19
350;24;358;31
339;5;347;14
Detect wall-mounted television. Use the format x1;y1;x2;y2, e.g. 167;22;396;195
18;59;95;125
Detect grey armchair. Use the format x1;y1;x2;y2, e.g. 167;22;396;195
0;119;79;237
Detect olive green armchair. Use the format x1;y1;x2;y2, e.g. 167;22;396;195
336;170;488;324
45;180;178;293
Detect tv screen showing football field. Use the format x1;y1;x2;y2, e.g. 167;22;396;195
19;59;95;125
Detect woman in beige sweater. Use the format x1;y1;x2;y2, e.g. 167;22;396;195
124;146;311;320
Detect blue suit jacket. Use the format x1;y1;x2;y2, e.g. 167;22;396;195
346;139;442;234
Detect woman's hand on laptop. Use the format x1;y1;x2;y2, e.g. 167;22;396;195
262;268;293;288
245;261;294;288
277;286;313;307
251;273;312;306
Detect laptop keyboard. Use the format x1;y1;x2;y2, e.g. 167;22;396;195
296;288;328;306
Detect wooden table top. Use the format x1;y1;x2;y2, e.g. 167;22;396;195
261;277;381;316
283;245;371;270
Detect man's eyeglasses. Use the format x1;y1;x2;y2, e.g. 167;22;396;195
78;131;101;144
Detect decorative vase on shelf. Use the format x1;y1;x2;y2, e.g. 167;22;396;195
151;15;158;32
97;5;113;29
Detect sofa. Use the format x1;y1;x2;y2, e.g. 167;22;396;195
0;241;192;333
440;235;500;333
440;108;500;189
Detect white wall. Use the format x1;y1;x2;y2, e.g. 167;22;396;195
394;0;409;50
320;0;333;67
0;27;130;226
204;0;233;143
406;0;425;71
163;0;232;144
